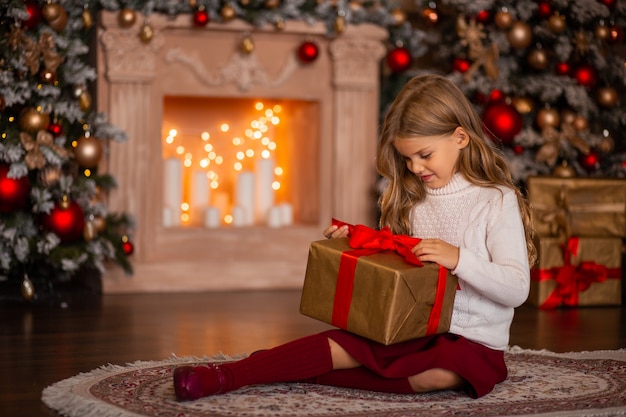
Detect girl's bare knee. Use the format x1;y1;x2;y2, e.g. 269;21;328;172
408;369;464;393
328;338;360;369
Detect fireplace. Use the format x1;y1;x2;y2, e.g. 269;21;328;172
96;12;387;292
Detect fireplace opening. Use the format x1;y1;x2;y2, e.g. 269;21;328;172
162;95;320;229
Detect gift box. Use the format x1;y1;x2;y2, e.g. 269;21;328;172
300;237;458;345
527;176;626;238
529;236;622;309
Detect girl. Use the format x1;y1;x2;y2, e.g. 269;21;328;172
173;74;536;401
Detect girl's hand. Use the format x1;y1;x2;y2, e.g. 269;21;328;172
412;238;460;270
323;224;350;239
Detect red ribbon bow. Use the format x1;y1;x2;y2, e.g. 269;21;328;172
330;219;447;336
539;237;609;309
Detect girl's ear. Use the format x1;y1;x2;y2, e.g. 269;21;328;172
454;127;470;149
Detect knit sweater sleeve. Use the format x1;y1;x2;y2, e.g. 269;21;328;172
452;187;530;308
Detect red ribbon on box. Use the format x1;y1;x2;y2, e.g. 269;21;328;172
330;219;449;336
532;237;620;310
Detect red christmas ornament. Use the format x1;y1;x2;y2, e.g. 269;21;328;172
513;145;525;155
41;200;85;243
555;61;570;76
23;1;42;30
573;64;597;88
579;149;600;171
482;103;523;145
122;239;134;256
387;47;412;73
488;89;506;103
47;122;63;137
193;7;210;27
452;57;470;73
297;41;319;64
608;25;625;44
475;10;492;24
0;164;30;212
536;1;552;18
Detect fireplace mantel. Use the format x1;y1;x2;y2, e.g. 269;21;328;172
96;11;387;292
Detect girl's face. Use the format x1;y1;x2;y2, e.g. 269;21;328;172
393;127;469;189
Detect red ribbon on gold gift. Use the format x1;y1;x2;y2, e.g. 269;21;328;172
330;219;449;337
532;237;620;310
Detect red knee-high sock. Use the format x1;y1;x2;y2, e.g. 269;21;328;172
312;367;414;394
174;333;333;400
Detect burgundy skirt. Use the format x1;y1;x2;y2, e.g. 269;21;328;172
321;329;506;398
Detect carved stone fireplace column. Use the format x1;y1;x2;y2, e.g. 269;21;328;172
330;37;386;225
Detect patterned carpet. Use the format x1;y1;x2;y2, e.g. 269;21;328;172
42;347;626;417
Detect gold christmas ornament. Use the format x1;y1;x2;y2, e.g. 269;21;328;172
189;0;198;8
21;275;35;301
599;134;614;154
78;90;92;112
507;21;533;49
82;8;94;29
561;109;576;125
334;15;346;34
19;107;50;133
511;96;534;114
139;22;154;43
494;10;513;29
547;13;566;34
596;86;618;108
595;23;610;41
118;8;137;28
39;68;57;84
221;5;236;21
93;215;107;233
74;136;103;168
274;17;286;30
264;0;280;8
552;161;576;178
536;107;560;129
42;2;68;33
527;48;549;70
573;115;589;131
83;220;96;241
390;9;407;26
60;194;70;210
241;35;255;54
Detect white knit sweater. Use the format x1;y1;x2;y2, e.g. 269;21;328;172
410;173;530;350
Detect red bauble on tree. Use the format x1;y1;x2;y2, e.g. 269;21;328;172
482;102;523;145
579;149;601;171
536;0;552;18
598;0;617;9
555;61;570;76
47;121;63;137
193;7;210;27
41;200;86;243
452;57;470;73
23;1;42;30
297;41;319;64
387;46;412;73
0;164;30;213
475;10;492;24
573;64;597;87
122;236;134;256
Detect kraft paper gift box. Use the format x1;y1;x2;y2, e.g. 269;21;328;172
529;236;622;309
527;176;626;238
300;237;458;345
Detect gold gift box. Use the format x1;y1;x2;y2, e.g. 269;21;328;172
527;176;626;238
300;238;458;345
529;236;622;308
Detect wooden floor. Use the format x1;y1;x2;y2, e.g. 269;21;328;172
1;290;625;417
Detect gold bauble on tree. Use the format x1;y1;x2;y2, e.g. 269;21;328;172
494;10;513;29
74;136;103;168
221;5;236;21
547;13;566;34
527;48;549;70
21;275;35;301
512;96;534;114
573;115;589;131
390;8;407;26
507;21;533;49
82;7;94;29
553;161;576;178
334;15;346;34
264;0;280;8
118;8;137;28
93;215;107;233
19;107;50;133
139;22;154;43
536;107;560;129
241;35;254;54
596;86;618;108
42;2;68;33
595;23;610;41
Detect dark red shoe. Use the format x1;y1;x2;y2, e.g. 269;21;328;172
173;364;227;401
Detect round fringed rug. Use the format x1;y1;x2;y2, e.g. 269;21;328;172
42;347;626;417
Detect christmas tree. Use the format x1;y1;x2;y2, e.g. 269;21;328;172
405;0;626;181
0;1;134;301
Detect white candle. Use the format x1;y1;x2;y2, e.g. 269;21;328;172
163;158;182;224
190;171;209;226
232;206;247;227
204;206;221;228
267;206;282;228
236;171;255;225
279;202;293;226
255;158;275;224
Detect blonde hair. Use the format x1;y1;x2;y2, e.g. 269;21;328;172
377;74;536;266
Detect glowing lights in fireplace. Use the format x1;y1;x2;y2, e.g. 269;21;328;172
162;101;291;228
